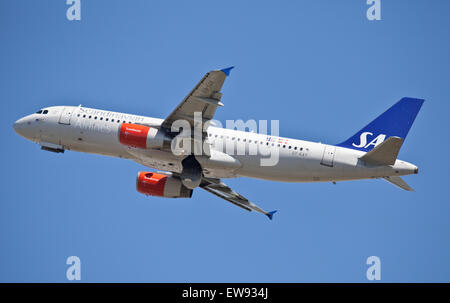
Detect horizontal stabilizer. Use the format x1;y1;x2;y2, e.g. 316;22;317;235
359;136;403;166
383;176;414;191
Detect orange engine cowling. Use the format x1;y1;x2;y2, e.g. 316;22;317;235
119;123;170;149
136;172;193;198
119;123;150;148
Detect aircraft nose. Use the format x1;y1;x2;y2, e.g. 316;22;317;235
14;117;25;132
13;116;31;137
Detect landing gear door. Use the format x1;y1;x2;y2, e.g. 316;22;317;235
321;145;336;167
58;107;73;125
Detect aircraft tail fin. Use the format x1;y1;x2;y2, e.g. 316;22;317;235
359;136;403;166
383;176;414;192
336;97;424;152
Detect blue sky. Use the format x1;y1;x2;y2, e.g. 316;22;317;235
1;0;450;282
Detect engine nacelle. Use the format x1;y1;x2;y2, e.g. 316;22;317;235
119;123;171;149
136;172;193;198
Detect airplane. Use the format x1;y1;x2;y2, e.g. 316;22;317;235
13;67;424;220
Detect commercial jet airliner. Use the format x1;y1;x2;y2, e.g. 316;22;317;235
13;67;423;220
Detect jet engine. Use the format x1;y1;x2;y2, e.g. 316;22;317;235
136;172;193;198
181;155;203;189
119;123;171;149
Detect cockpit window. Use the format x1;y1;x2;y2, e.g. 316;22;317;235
43;110;48;114
36;110;43;114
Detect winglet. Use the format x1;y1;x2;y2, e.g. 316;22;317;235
266;210;277;220
221;66;234;76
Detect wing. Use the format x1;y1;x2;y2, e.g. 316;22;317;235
161;67;234;131
200;178;277;220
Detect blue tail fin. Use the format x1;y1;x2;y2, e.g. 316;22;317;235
336;97;424;152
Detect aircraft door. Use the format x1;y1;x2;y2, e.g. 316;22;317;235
58;107;73;125
321;145;336;167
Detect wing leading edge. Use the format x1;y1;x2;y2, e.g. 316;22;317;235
159;67;234;157
200;178;277;220
161;67;234;131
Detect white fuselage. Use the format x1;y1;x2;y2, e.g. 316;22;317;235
13;106;418;183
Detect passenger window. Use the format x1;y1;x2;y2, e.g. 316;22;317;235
283;145;286;148
100;117;103;120
83;114;86;118
111;119;114;122
94;116;97;119
89;115;92;119
117;120;120;123
288;146;292;149
300;147;303;151
294;147;297;150
106;118;109;121
77;114;80;117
